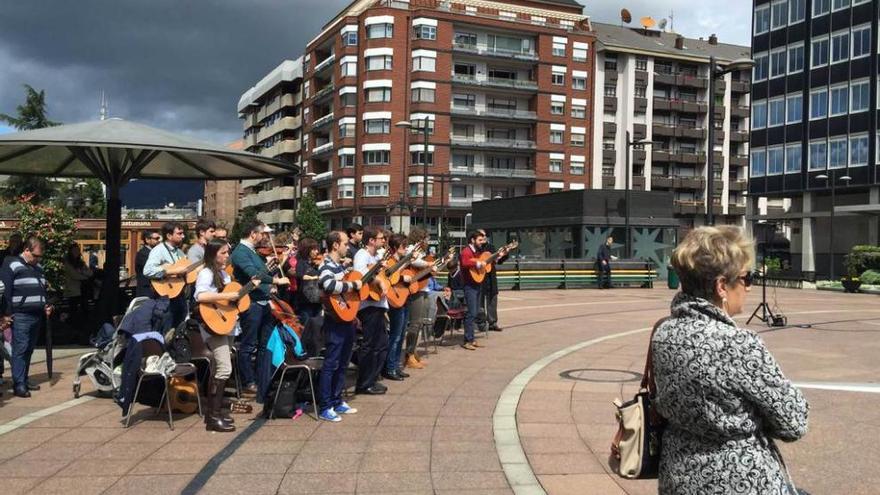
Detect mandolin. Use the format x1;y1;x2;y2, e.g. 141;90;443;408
151;258;204;298
468;240;518;284
198;267;269;336
325;252;388;322
407;247;457;295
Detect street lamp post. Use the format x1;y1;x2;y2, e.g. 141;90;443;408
396;117;431;231
816;171;852;281
706;56;756;226
624;132;660;258
435;175;461;240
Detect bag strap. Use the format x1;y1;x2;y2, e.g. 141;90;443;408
640;317;668;393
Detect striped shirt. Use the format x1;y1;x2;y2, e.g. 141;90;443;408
1;256;47;315
319;256;355;295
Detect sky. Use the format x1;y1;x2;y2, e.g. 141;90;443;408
0;1;751;142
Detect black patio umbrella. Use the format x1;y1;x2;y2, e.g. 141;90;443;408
0;118;298;323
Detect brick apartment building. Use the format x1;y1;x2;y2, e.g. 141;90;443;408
202;140;244;228
300;0;595;235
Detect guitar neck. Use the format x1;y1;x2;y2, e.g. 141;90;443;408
362;253;389;283
385;252;415;276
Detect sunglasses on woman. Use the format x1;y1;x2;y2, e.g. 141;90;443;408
735;272;755;288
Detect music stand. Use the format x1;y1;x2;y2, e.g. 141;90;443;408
747;221;782;326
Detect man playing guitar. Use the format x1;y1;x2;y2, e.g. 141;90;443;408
402;227;433;369
353;227;389;395
143;222;189;330
317;231;362;422
477;229;508;332
458;230;509;350
383;233;413;381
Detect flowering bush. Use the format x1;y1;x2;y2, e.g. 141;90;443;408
14;194;76;290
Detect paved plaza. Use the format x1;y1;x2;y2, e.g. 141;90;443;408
1;287;878;494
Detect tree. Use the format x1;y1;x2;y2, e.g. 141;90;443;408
295;192;327;241
1;84;61;204
230;206;258;244
52;179;106;218
15;195;76;291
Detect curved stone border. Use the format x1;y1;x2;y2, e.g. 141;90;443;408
493;326;652;495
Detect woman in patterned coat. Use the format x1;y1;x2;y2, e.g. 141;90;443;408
653;226;809;494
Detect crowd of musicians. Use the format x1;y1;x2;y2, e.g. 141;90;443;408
133;218;511;430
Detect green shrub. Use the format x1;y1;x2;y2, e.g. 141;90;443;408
860;270;880;286
764;257;782;274
845;245;880;278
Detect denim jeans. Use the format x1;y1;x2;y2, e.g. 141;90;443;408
463;285;481;344
356;307;388;390
385;306;408;373
11;312;42;389
237;303;274;402
319;318;355;411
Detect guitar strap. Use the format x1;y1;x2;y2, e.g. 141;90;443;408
162;242;181;263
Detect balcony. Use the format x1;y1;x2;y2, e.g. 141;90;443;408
728;180;747;191
243;134;258;150
311;141;335;156
261;139;301;158
449;104;536;121
314;53;335;74
673;177;705;189
316;199;333;210
311;112;335;130
652;124;675;137
653;72;676;86
451;42;538;61
727;204;746;215
730;130;750;143
450;166;536;179
449;136;536;150
653;97;708;114
602;149;615;165
730;80;751;93
730;155;749;167
241;186;296;208
448;197;474;207
311;170;333;186
730;106;750;119
602;176;615;188
312;84;335;102
257;209;295;226
651;176;673;188
604;96;617;113
673;200;705;215
257;116;301;142
676;74;708;89
257;94;297;121
451;74;538;92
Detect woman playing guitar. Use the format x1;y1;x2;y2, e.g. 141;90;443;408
382;234;414;381
402;227;434;369
194;239;260;433
293;237;323;325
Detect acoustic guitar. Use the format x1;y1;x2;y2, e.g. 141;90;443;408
151;258;204;298
325;253;388;322
369;243;424;302
468;240;518;284
407;247;457;294
198;267;269;336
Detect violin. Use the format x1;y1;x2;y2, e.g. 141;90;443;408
256;245;289;257
269;295;303;337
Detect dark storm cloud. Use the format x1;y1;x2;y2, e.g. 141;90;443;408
0;0;349;143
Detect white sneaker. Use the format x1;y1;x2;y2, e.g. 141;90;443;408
335;402;358;415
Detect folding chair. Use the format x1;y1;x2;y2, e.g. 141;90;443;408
124;339;202;430
436;296;466;346
268;356;323;420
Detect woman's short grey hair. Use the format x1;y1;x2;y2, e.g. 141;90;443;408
671;226;755;301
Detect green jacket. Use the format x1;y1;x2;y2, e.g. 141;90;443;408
230;241;274;302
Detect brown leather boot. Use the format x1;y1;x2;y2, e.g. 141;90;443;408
206;379;235;433
405;354;425;369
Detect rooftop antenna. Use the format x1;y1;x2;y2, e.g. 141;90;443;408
620;8;632;24
669;10;675;32
99;91;108;121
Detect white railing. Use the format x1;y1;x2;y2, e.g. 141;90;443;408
316;199;333;209
450;105;536;120
451;74;538;91
312;141;334;155
450;136;536;149
314;53;335;73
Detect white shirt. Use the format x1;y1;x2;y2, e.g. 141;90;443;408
194;267;240;338
354;248;388;310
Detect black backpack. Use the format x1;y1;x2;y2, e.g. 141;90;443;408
166;320;193;363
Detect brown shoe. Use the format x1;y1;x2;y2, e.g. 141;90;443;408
414;352;428;366
471;340;484;348
405;354;425;369
241;384;258;397
461;343;477;351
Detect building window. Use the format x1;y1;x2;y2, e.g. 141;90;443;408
832;0;850;10
451;184;470;199
852;25;871;59
770;49;786;78
786;94;802;123
452;153;474;170
413;25;436;40
454;32;477;47
751;148;767;177
788;44;804;73
412;55;436;72
754;5;770;34
552;42;565;57
829;137;847;168
571;133;585;146
365;87;392;102
411;119;434;135
635;57;648;71
813;0;830;16
342;31;358;46
753;53;769;81
570;162;585;175
550;130;564;144
453;93;475;109
810;88;828;119
487;34;533;55
452;123;474;138
366;23;393;39
634;83;647;98
338;122;356;138
341;61;357;77
549;159;563;173
851;80;869;112
551;101;565;115
338;184;354;199
409;182;434;197
363;150;390;165
785;143;802;173
809;140;827;169
831;31;849;63
811;36;829;67
571;105;586;118
789;0;806;23
752;100;767;129
573;48;588;62
768;98;785;127
851;134;869;166
552;73;564;85
339;154;355;168
830;85;848;116
363;182;389;197
410;151;434;166
572;76;587;90
364;119;390;134
604;86;617;97
366;55;392;71
341;92;357;107
411;87;435;103
767;147;784;175
771;0;788;29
